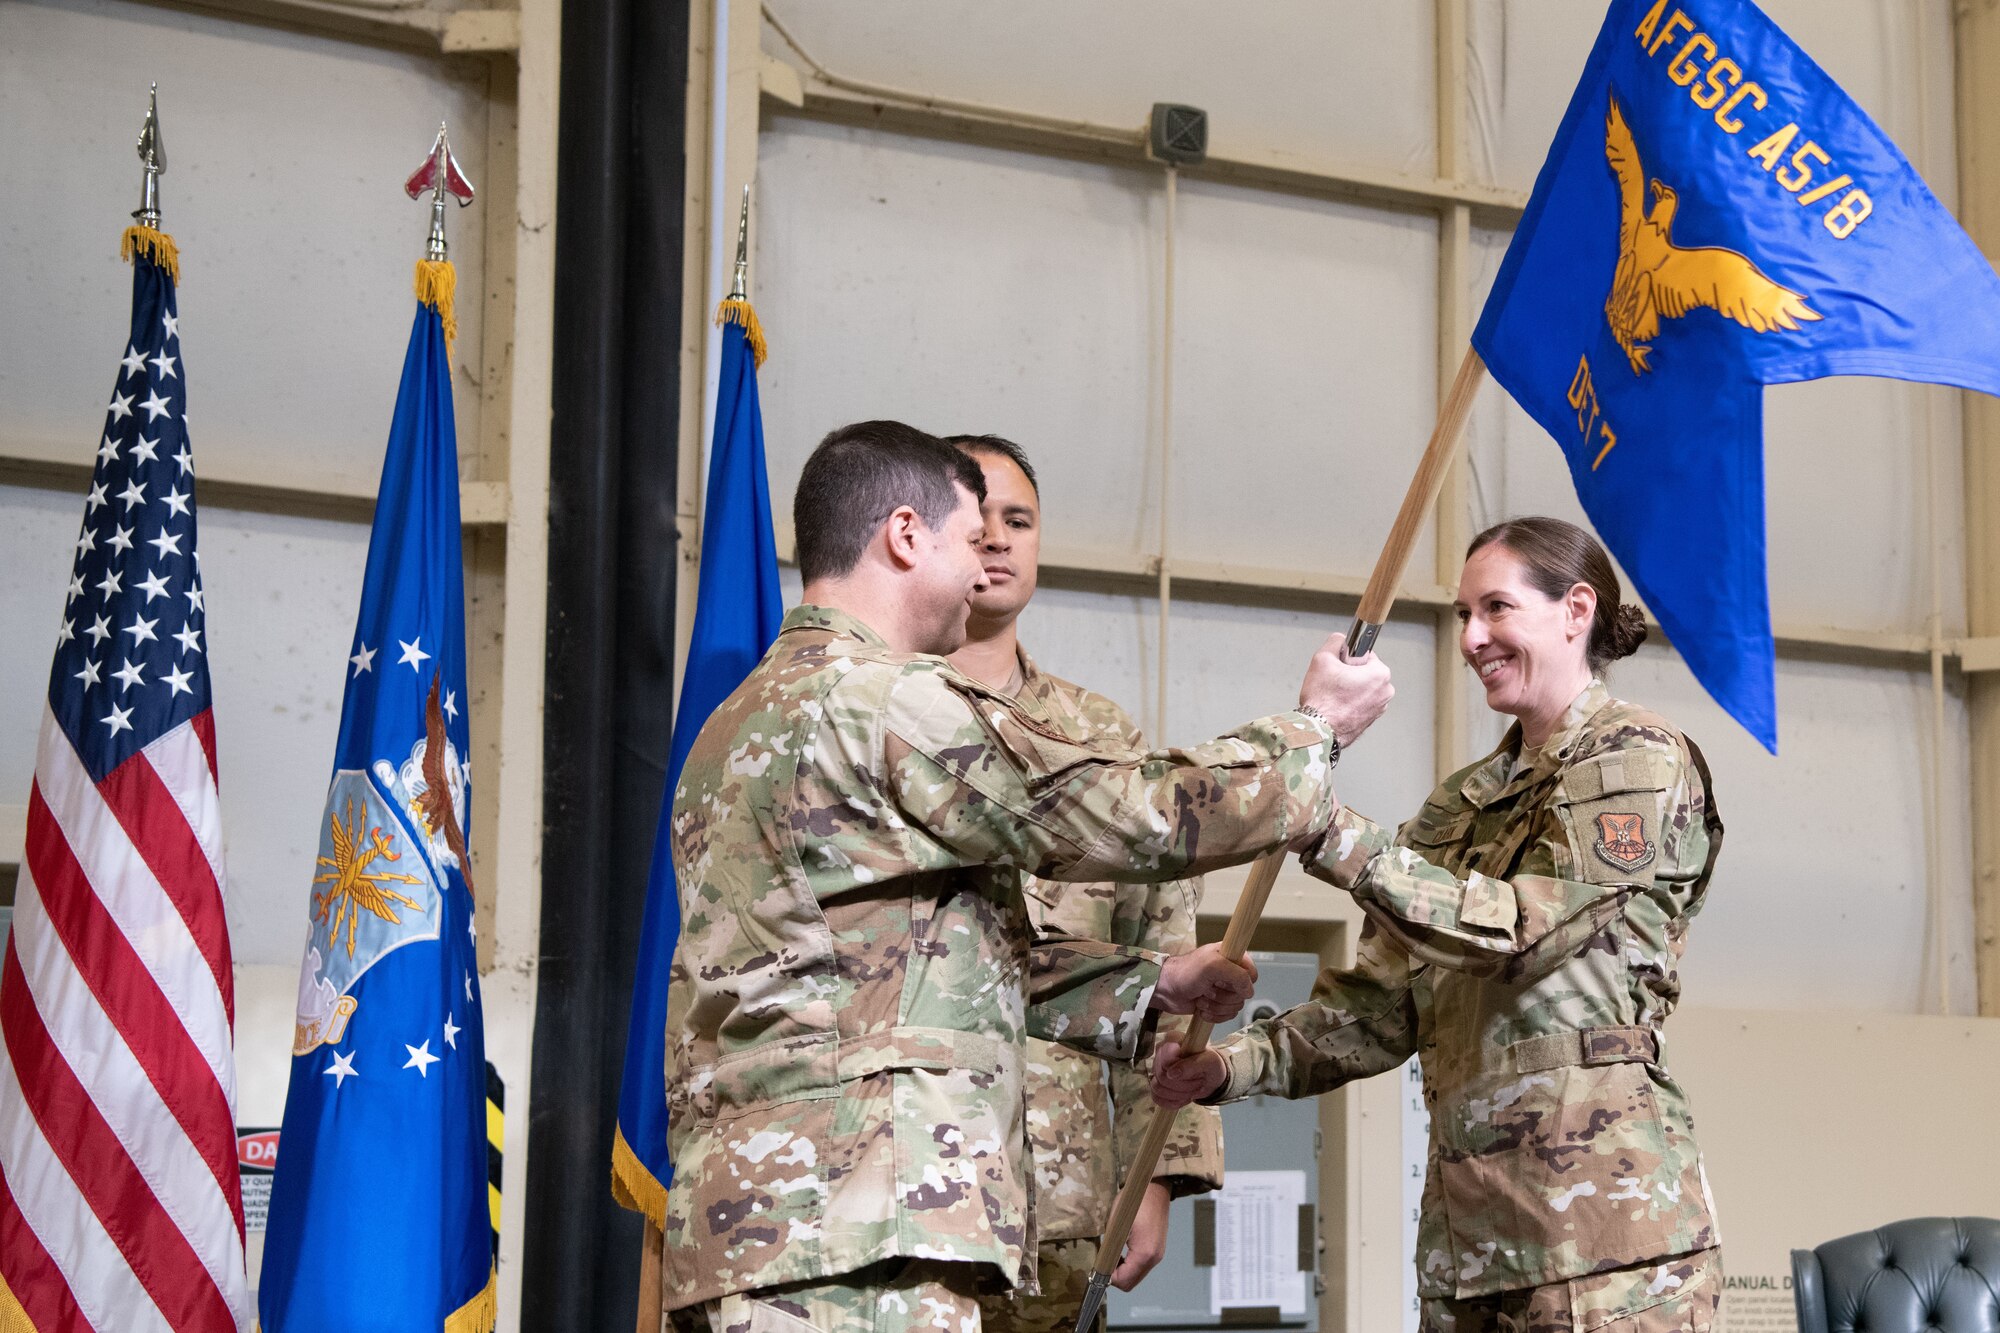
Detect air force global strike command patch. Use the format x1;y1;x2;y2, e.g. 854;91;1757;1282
1593;811;1656;871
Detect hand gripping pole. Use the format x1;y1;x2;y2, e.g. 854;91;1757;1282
1075;348;1485;1333
1071;854;1284;1333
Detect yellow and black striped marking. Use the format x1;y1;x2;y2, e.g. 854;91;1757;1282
485;1061;504;1257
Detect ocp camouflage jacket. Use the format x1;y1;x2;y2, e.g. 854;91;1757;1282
1210;681;1723;1300
663;606;1336;1308
1013;650;1225;1241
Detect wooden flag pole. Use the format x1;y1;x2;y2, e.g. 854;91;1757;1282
637;1218;664;1333
1074;347;1486;1333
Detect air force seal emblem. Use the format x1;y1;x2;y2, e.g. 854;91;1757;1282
293;769;442;1054
292;679;474;1056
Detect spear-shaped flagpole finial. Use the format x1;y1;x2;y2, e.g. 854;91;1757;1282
729;185;751;300
715;184;767;366
425;123;452;261
404;121;477;262
133;83;165;229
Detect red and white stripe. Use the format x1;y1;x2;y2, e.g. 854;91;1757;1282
0;707;250;1333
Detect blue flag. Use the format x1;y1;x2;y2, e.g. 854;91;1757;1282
613;302;782;1221
260;284;492;1331
1474;0;2000;751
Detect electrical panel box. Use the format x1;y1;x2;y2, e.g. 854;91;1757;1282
1109;950;1325;1332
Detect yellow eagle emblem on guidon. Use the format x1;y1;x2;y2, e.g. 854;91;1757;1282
1603;92;1820;374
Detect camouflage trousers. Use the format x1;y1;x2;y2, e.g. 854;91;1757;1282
976;1238;1101;1333
1419;1249;1722;1333
674;1260;987;1333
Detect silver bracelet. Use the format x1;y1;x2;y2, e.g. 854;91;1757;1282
1296;704;1341;767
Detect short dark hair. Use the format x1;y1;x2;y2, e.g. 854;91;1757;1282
1467;516;1647;673
794;420;988;582
944;434;1039;495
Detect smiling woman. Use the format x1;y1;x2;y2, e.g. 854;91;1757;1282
1153;514;1727;1332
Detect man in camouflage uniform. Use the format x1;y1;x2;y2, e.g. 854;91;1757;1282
944;436;1224;1333
1154;681;1724;1333
665;421;1394;1333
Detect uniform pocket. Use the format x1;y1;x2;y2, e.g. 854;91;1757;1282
663;1095;836;1293
1400;803;1472;853
743;1296;830;1333
1566;1249;1720;1331
676;1034;843;1123
890;1066;1023;1268
1435;1062;1678;1291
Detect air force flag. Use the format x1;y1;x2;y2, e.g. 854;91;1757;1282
259;283;492;1332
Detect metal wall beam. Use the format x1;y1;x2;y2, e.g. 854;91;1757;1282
140;0;519;55
768;87;1527;226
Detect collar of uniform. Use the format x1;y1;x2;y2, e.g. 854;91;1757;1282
778;603;890;648
1459;679;1611;805
1012;644;1050;705
1541;679;1612;762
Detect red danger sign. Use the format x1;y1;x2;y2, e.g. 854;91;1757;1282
237;1129;280;1173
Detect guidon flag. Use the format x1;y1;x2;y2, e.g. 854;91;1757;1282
1474;0;2000;750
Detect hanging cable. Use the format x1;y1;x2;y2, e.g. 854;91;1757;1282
1156;166;1178;742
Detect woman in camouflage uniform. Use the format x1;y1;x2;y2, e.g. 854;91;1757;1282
1154;517;1725;1333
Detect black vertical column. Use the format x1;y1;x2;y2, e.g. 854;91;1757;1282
525;0;691;1326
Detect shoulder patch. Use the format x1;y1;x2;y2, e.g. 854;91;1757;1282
1590;811;1656;871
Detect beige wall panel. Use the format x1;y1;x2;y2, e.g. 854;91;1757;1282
1668;1007;2000;1328
1166;602;1438;823
1169;179;1439;574
1468;0;1955;194
761;0;1437;178
0;0;490;488
1009;585;1155;724
1014;585;1441;826
1461;0;1606;193
1762;378;1965;637
0;485;80;803
755;118;1444;583
755;119;1161;556
196;509;373;966
1619;645;1975;1014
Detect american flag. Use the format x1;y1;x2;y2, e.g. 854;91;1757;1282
0;243;250;1331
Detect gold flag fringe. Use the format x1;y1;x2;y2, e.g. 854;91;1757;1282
443;1266;497;1333
120;225;180;283
611;1125;669;1227
0;1270;38;1333
715;296;768;367
415;259;459;348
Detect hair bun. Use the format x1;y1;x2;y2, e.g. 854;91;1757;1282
1607;603;1648;660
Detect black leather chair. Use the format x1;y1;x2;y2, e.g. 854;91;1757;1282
1792;1217;2000;1333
